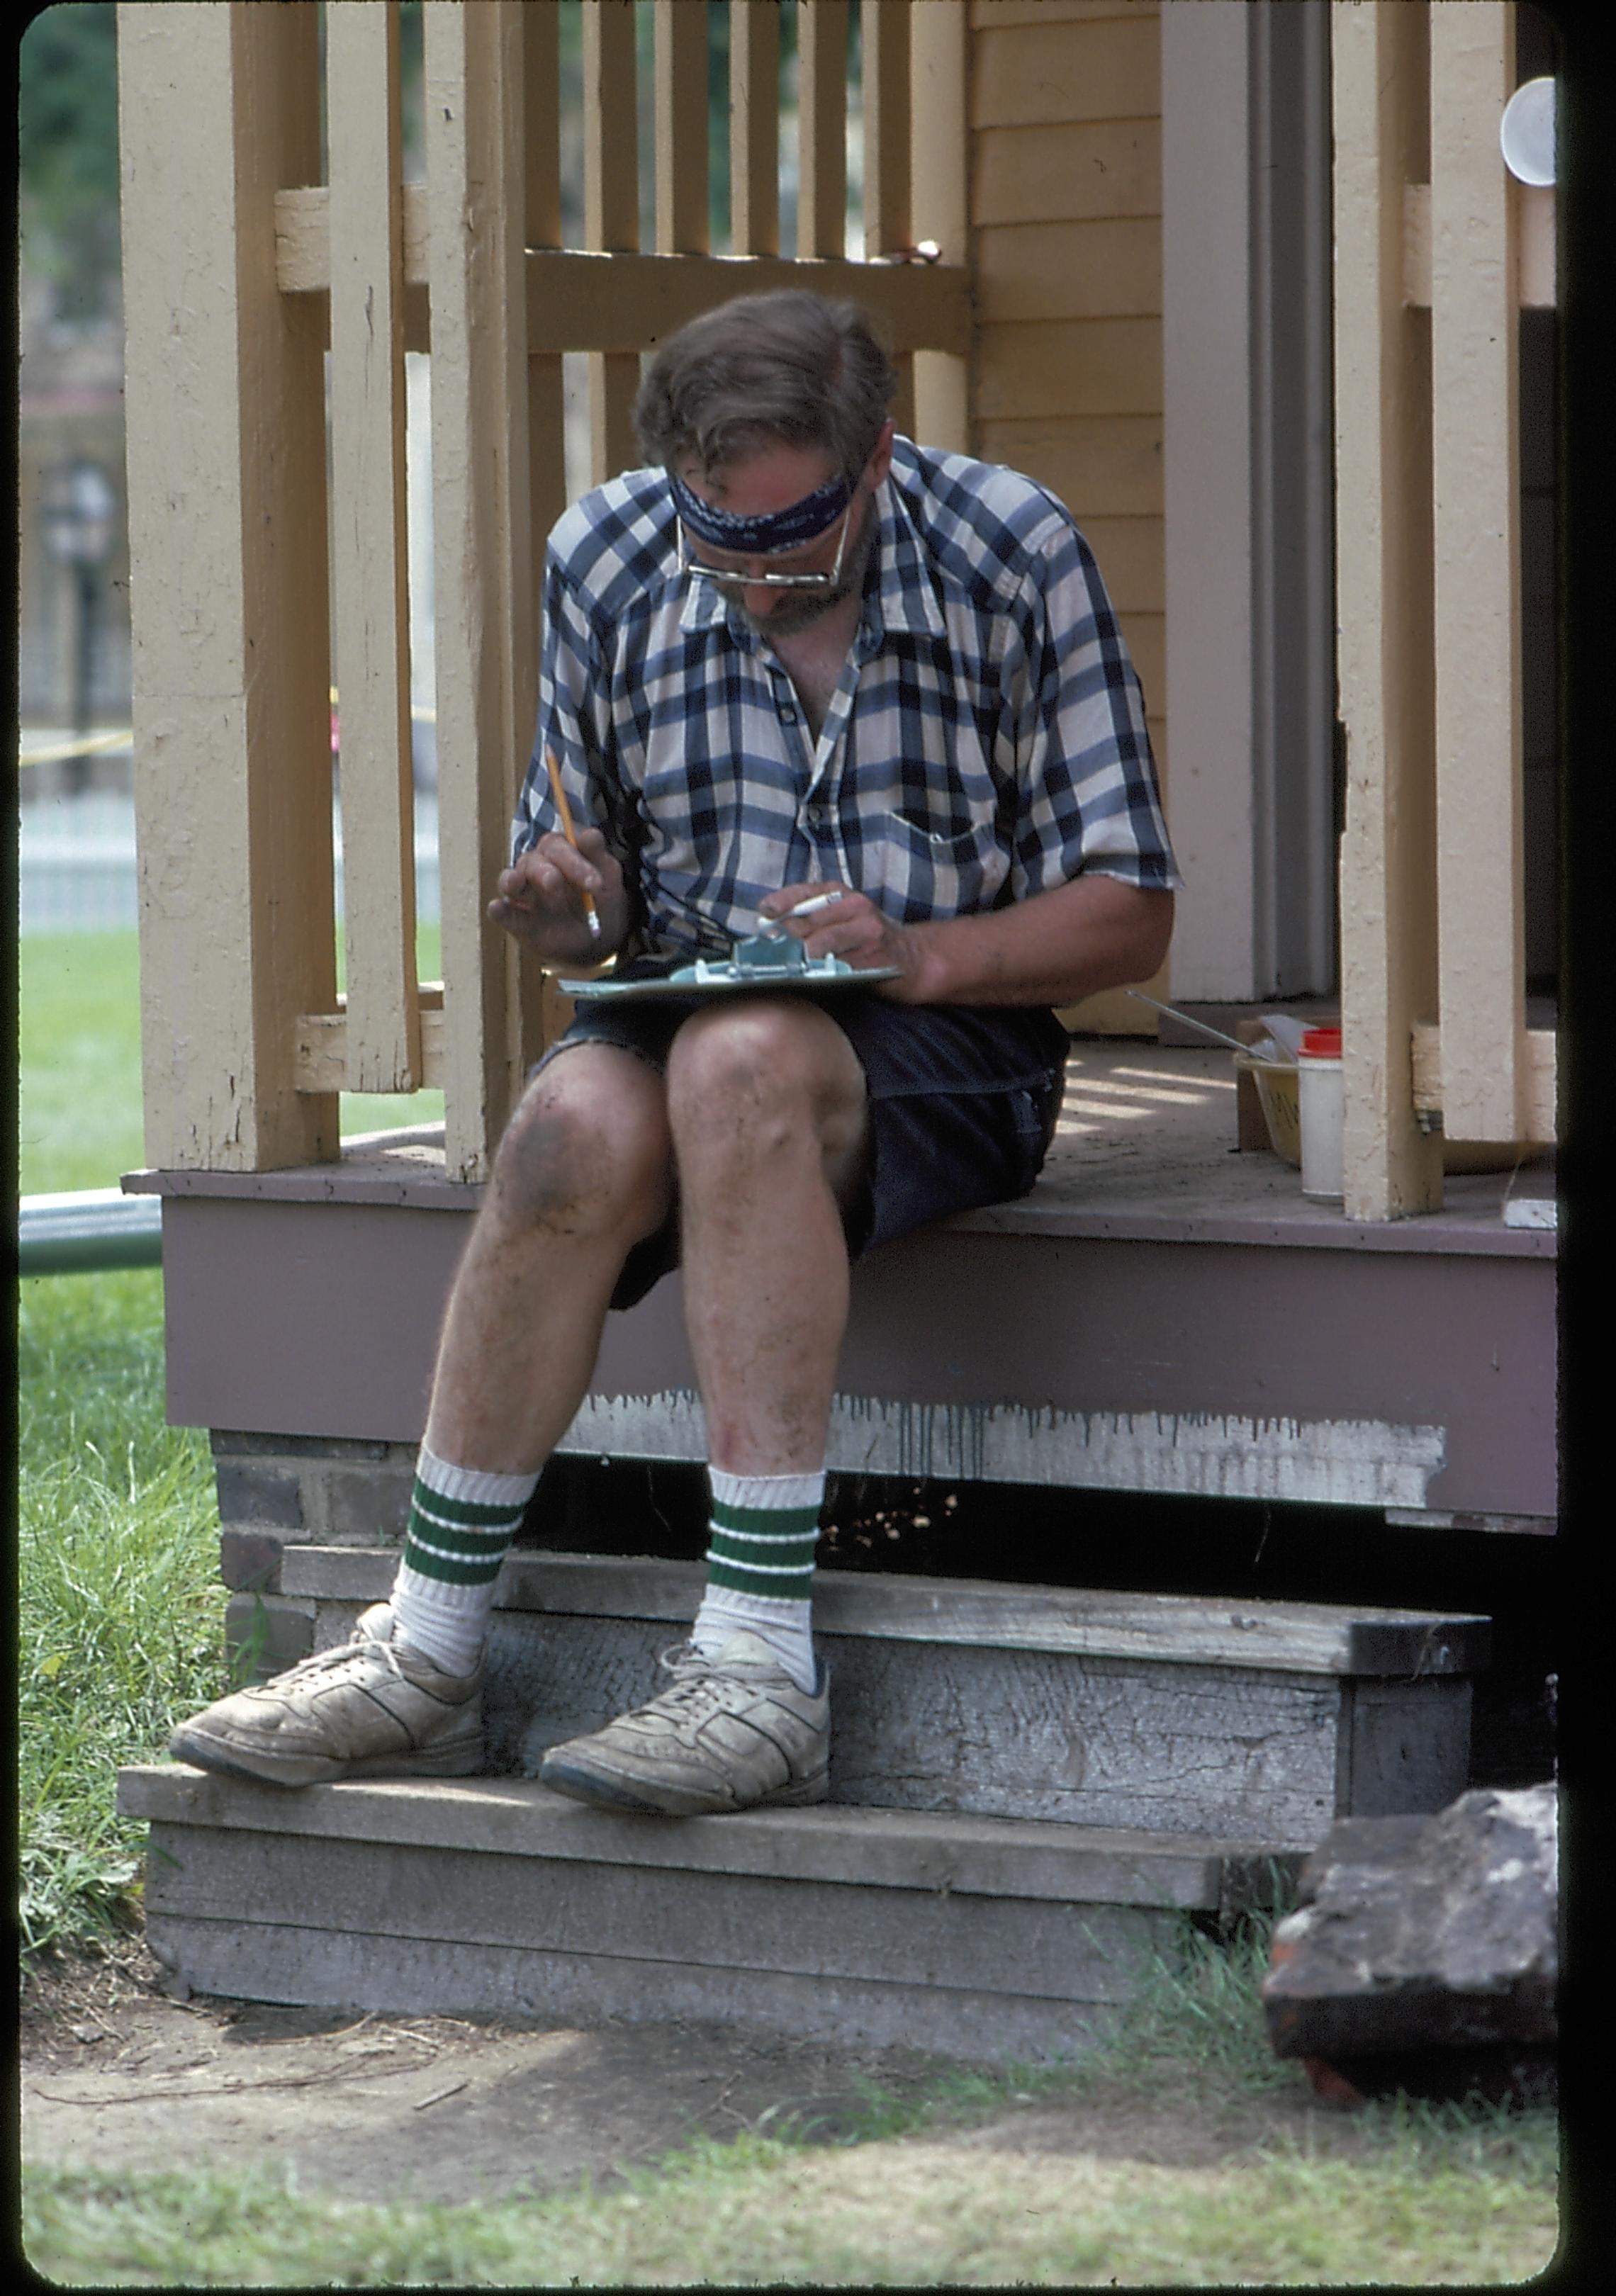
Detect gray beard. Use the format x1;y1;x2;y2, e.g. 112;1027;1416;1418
734;500;877;638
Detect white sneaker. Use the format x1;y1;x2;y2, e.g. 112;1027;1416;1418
539;1631;830;1816
169;1605;483;1788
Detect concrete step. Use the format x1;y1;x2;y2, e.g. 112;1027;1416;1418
118;1763;1298;2056
257;1547;1489;1845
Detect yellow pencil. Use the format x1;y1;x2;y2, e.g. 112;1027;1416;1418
545;748;601;940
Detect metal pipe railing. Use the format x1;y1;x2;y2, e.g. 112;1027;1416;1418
18;1190;163;1277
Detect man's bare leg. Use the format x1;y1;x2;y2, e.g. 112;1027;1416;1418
667;997;868;1474
424;1044;675;1473
168;1043;678;1786
386;1044;674;1673
536;998;863;1813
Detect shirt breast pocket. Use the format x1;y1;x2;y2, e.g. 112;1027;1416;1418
883;809;1009;919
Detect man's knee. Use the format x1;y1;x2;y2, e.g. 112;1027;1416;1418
666;1001;866;1166
488;1054;671;1238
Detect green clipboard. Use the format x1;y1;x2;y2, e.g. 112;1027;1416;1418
560;932;902;1000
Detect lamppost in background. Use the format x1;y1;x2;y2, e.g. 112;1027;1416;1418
40;457;118;796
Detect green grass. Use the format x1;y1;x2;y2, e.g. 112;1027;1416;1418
18;927;445;1194
22;2086;1559;2287
17;1266;225;1957
16;925;442;1954
17;933;150;1193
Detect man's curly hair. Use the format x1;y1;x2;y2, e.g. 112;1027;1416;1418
634;290;897;482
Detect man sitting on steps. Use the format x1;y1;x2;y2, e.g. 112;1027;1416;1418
172;290;1179;1816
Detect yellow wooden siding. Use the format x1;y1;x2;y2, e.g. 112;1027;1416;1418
970;2;1150;28
970;1;1166;1031
976;319;1162;423
972;11;1159;127
975;120;1162;225
974;218;1161;323
975;416;1162;517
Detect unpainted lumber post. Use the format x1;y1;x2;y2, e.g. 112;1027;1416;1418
1430;2;1527;1144
424;0;534;1180
1331;0;1444;1218
522;0;571;1069
118;0;338;1171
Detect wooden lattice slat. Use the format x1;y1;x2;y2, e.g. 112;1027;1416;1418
583;0;641;485
422;0;532;1179
730;0;780;257
862;0;910;259
655;0;709;257
326;0;422;1096
797;0;849;259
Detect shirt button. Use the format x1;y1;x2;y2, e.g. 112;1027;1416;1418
780;706;798;725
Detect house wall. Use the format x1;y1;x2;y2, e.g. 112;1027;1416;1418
967;0;1167;1030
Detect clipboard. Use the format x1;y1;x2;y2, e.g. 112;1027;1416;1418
559;933;902;1000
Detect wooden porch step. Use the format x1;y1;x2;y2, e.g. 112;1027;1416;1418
266;1547;1488;1847
117;1764;1296;2057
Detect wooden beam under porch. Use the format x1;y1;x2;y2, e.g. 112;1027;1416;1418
125;1045;1557;1531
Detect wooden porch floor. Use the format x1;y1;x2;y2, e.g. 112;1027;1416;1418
987;1041;1556;1244
307;1037;1556;1242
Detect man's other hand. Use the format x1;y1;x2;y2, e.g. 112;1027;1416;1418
757;874;1174;1009
758;882;935;1001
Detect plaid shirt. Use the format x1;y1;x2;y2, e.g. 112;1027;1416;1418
515;437;1180;958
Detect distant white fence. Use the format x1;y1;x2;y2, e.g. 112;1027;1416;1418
19;785;442;937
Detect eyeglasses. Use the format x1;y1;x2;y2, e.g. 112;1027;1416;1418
678;497;856;592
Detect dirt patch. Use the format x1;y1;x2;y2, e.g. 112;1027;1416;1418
21;1942;946;2207
20;1939;1361;2210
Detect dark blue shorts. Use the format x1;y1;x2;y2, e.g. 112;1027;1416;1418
534;991;1069;1310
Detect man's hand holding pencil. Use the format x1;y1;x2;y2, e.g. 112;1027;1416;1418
487;751;628;962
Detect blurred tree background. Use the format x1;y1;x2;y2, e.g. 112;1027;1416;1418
18;2;121;324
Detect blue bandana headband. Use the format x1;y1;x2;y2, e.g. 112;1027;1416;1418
669;468;854;556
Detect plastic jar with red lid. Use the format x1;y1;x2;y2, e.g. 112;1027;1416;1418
1298;1026;1345;1200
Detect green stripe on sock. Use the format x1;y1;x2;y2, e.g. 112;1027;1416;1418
403;1495;520;1587
707;1527;818;1572
408;1506;520;1554
405;1526;508;1567
703;1492;819;1606
709;1497;820;1539
401;1541;506;1587
411;1478;526;1531
705;1553;817;1602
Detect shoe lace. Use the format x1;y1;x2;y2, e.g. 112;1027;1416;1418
279;1621;406;1688
650;1640;736;1718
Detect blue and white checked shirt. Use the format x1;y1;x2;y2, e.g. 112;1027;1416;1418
515;437;1180;958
